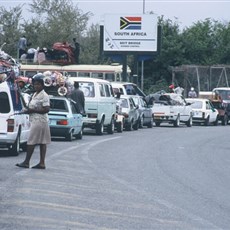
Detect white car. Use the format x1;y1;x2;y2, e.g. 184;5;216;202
111;82;146;97
185;98;219;126
118;95;139;131
69;77;116;135
0;81;30;155
151;93;193;127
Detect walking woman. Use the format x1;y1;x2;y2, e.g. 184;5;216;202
16;73;51;169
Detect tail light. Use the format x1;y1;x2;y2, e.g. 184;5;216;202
57;120;68;125
7;119;15;132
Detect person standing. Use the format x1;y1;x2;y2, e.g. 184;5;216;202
16;74;51;169
70;81;85;114
18;35;27;59
188;87;197;98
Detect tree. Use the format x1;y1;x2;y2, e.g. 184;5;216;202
26;0;92;49
80;23;101;64
0;5;22;57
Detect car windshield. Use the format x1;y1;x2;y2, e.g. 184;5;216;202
189;101;203;109
50;99;69;112
213;89;230;100
78;82;95;97
124;84;146;97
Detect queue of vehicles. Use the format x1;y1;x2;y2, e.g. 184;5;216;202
1;74;230;157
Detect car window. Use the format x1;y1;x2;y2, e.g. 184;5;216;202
129;98;135;109
189;101;203;109
79;82;95;97
109;85;114;97
104;84;111;97
50;99;68;112
70;101;78;114
99;83;105;97
0;92;10;113
120;99;128;108
206;101;211;109
132;97;138;105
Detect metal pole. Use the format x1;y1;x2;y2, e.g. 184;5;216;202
140;0;145;90
143;0;145;13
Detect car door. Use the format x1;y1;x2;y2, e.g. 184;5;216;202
208;101;218;122
70;100;82;134
129;97;139;122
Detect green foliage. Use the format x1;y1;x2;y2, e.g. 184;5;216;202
0;5;22;56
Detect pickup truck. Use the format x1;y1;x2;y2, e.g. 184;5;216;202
151;93;193;127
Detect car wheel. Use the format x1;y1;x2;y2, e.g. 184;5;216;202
107;117;115;134
20;142;27;152
117;121;123;133
186;115;193;127
66;130;73;141
213;116;218;126
204;116;210;126
147;118;153;128
222;114;228;126
155;121;161;127
76;128;83;140
9;134;20;156
139;116;144;128
126;120;133;131
173;115;180;127
96;119;104;135
133;120;139;130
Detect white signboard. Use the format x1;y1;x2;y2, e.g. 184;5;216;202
103;14;158;52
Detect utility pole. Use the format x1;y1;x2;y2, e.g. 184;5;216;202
140;0;145;90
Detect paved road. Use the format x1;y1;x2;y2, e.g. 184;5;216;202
0;125;230;229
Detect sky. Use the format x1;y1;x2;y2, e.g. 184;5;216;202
1;0;230;29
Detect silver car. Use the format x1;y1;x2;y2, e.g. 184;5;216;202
118;95;139;131
131;95;153;128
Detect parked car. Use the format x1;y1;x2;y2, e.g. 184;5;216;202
131;95;153;128
114;98;125;132
48;96;83;141
151;93;193;127
111;82;146;97
69;77;116;135
118;95;139;131
185;98;219;126
0;81;30;155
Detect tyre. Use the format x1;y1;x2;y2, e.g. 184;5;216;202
147;118;153;128
204;116;210;126
221;114;228;126
117;121;123;133
66;130;73;141
96;119;104;135
186;115;193;127
107;118;115;134
173;115;180;127
139;116;144;128
126;120;133;131
76;128;83;140
155;121;161;127
20;142;27;152
133;120;139;130
9;134;20;156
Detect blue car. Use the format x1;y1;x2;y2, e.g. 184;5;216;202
48;96;83;141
